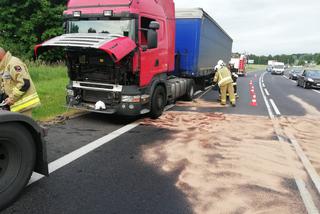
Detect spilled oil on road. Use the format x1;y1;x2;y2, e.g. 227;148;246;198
141;111;306;214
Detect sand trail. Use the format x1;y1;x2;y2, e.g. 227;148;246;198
281;115;320;174
141;111;306;214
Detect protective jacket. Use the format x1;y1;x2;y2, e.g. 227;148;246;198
213;66;233;87
0;52;40;113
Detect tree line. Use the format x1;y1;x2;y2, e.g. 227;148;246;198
1;1;319;65
244;53;320;66
0;0;67;61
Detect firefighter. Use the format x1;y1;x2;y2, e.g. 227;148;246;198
0;47;40;117
213;60;236;107
228;62;239;98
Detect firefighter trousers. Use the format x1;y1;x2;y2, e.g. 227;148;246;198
220;83;236;105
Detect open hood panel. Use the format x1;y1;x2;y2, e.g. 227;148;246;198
35;33;136;62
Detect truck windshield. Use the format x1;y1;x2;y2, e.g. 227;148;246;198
68;20;135;39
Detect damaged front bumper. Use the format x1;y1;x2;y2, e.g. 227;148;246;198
66;81;150;116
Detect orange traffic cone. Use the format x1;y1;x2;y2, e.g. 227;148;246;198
250;88;255;95
250;95;257;106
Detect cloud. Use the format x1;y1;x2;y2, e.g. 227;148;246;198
174;0;320;55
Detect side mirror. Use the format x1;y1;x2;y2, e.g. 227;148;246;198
149;21;160;30
147;29;158;49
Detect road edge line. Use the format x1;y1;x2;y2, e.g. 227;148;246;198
269;99;281;116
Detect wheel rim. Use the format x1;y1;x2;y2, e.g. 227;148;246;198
0;140;21;192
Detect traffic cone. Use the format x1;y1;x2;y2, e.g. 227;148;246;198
250;88;255;95
250;95;257;106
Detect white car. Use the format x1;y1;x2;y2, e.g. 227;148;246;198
271;64;285;75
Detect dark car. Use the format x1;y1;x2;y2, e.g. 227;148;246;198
297;70;320;89
289;68;303;80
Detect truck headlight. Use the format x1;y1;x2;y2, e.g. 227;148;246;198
103;10;113;16
73;11;81;17
121;95;141;103
307;78;314;82
67;89;74;96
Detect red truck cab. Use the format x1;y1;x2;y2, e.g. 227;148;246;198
63;0;176;87
35;0;194;118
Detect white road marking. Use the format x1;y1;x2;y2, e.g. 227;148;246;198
260;71;319;214
262;83;266;88
283;75;289;80
313;89;320;94
295;179;320;214
29;122;139;185
269;99;281;116
264;88;270;96
259;73;274;119
287;132;320;195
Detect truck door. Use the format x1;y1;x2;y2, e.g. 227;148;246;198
139;16;166;87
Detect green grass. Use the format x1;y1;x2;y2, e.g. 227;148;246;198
28;64;70;121
245;64;267;72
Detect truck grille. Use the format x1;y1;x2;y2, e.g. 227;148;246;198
82;90;121;105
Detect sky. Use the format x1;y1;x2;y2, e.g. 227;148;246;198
174;0;320;56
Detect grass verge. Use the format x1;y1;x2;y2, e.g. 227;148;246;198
246;64;267;72
29;64;72;121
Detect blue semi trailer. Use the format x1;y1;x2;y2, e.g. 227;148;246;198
174;8;233;87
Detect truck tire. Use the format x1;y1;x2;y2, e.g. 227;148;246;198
185;80;195;101
150;86;166;119
0;123;36;210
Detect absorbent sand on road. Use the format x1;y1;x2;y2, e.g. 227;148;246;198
141;111;306;214
283;95;320;175
281;115;320;176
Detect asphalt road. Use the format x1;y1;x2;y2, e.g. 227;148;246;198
2;70;320;214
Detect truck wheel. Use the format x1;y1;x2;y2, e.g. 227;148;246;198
150;86;166;119
0;123;35;210
185;80;195;101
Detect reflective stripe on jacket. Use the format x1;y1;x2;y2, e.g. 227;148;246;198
217;67;233;87
10;93;40;112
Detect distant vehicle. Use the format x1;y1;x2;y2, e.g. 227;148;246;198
271;62;285;75
268;60;276;67
297;70;320;89
266;65;273;72
289;68;304;80
230;55;246;76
